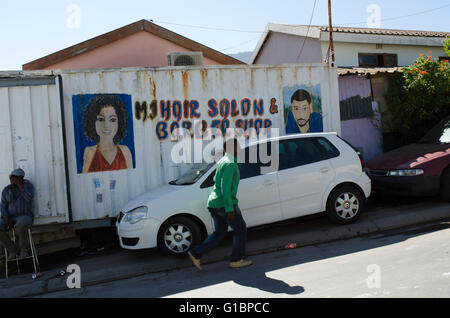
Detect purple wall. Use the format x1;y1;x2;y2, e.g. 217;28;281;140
254;32;323;64
339;75;383;161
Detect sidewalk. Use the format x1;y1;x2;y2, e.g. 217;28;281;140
0;198;449;298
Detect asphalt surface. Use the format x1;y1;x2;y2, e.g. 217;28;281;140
37;220;450;298
1;195;449;298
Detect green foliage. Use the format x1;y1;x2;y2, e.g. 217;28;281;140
444;37;450;57
385;53;450;144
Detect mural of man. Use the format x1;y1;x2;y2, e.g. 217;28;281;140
285;89;323;134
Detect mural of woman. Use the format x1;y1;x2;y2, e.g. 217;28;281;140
81;95;133;173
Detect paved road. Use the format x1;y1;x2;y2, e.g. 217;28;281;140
38;221;450;298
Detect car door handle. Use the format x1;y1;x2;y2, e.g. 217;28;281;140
320;167;330;174
263;180;274;186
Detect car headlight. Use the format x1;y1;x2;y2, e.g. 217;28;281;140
388;169;424;177
124;206;148;224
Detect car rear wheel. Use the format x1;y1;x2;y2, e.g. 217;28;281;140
326;185;365;225
157;216;202;257
440;168;450;202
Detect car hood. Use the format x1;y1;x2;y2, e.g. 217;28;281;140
367;143;450;170
121;184;187;212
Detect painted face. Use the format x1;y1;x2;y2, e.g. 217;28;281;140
95;106;119;141
291;100;312;127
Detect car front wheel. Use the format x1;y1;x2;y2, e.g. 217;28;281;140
157;216;202;257
326;185;365;225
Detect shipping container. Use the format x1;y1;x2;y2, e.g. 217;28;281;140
0;73;69;225
0;64;340;228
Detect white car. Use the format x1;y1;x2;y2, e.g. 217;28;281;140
116;133;371;257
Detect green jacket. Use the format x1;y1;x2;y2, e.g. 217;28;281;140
207;153;240;213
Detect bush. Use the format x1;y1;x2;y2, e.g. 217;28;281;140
444;37;450;57
385;52;450;145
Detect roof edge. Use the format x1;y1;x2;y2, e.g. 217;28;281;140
23;19;244;70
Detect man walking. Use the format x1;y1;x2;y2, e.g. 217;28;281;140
188;137;252;270
0;168;34;260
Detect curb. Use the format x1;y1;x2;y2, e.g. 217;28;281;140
1;200;449;298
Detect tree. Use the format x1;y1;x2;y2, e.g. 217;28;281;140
385;52;450;145
444;37;450;57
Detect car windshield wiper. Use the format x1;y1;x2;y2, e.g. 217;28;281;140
169;180;195;186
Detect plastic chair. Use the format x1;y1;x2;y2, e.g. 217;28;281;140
4;228;40;278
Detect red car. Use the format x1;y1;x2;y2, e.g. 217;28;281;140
367;115;450;201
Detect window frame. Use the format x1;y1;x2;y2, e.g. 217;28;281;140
278;137;327;172
358;53;398;67
313;137;340;160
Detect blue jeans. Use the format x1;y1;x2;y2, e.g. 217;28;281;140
191;205;247;262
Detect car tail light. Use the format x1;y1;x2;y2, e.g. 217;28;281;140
358;154;366;173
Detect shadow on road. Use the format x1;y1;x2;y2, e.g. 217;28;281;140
231;264;306;295
17;195;450;298
60;218;449;298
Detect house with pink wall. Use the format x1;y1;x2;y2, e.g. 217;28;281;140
23;19;244;70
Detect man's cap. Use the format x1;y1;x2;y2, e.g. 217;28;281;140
10;168;25;177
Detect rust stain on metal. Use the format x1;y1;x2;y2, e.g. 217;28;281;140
182;71;189;99
200;69;208;90
250;69;255;90
149;77;157;99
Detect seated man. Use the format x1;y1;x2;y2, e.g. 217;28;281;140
0;169;34;260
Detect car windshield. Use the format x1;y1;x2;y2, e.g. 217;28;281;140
419;116;450;144
169;163;215;186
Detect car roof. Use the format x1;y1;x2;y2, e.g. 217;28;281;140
244;132;338;148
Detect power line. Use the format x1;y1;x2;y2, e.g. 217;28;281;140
150;19;262;34
150;3;450;54
152;3;450;35
296;0;318;61
221;37;261;52
338;3;450;26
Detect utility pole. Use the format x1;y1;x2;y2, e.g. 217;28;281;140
328;0;336;67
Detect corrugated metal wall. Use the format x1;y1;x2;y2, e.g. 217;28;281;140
0;77;69;224
60;64;341;223
339;75;383;161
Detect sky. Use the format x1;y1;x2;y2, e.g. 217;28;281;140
0;0;449;70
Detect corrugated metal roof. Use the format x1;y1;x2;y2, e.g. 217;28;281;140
249;23;449;65
338;67;404;76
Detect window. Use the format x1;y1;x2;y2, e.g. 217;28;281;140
358;53;398;67
200;143;274;188
200;169;216;188
278;138;325;171
359;54;378;67
314;137;340;159
239;143;274;179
